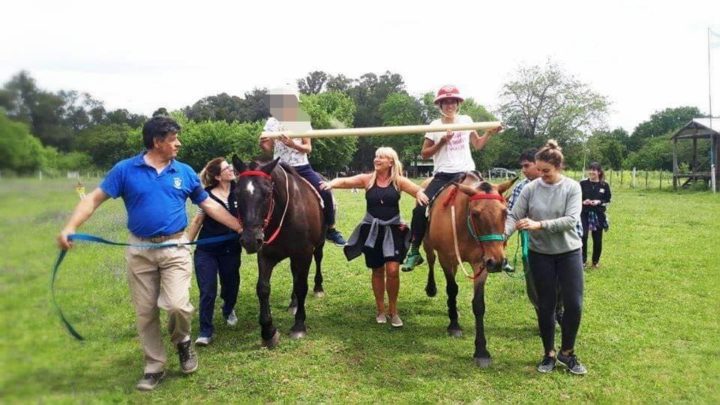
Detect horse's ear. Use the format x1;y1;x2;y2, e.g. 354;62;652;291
455;182;478;197
497;177;519;195
260;157;280;175
232;155;246;173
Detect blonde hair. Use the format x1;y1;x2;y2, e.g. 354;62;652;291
199;157;226;188
535;139;564;169
369;147;403;190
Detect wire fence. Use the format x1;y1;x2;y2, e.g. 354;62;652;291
564;169;676;190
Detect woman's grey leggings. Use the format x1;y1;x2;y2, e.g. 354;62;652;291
528;248;584;354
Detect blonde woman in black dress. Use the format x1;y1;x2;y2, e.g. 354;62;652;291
321;147;428;327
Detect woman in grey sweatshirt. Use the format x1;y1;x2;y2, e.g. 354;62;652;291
505;140;587;375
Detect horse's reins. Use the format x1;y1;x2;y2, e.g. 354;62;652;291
506;230;530;279
237;165;290;245
52;232;239;340
449;191;507;280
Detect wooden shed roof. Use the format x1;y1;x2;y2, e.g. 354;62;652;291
671;118;720;140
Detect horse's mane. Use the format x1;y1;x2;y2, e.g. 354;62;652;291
246;159;300;178
277;161;299;178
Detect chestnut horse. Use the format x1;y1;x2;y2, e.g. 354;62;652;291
423;173;516;367
232;156;326;348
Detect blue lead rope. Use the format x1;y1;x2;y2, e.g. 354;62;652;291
51;232;239;340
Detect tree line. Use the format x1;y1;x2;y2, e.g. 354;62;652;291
0;63;710;176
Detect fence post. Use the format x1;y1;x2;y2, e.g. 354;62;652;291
620;169;624;186
632;167;636;189
645;171;649;189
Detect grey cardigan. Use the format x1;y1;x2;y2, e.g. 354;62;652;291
343;213;410;261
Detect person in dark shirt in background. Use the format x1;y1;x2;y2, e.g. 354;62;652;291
580;162;611;269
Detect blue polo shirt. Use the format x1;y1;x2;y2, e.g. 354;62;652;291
100;152;209;238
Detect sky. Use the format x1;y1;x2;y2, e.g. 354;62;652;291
1;0;719;133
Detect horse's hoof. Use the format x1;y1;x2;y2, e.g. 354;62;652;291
262;331;280;349
314;290;325;298
288;306;298;315
447;329;463;338
474;357;492;368
425;284;437;297
289;330;307;340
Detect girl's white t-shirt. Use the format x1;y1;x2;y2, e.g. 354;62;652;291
425;114;476;173
263;117;310;167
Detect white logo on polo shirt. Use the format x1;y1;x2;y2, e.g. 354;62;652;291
173;177;182;189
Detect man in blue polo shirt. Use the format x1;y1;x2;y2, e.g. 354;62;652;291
57;116;242;391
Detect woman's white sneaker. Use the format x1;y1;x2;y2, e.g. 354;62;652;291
195;336;213;346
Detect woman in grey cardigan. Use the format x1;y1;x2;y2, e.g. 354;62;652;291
505;139;588;375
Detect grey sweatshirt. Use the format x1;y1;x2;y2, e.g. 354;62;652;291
505;176;583;255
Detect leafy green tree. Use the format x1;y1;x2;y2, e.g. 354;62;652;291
476;128;538;171
585;128;629;170
348;72;406;128
184;93;242;122
420;92;441;123
169;111;265;171
41;148;94;172
497;61;609;143
57;90;104;131
0;71;116;151
628;106;702;152
241;88;271;122
343;72;407;169
378;93;426;170
326;74;353;93
300;92;357;172
74;124;137;169
624;135;674;170
0;71;76;150
103;108;147;127
460;98;495;123
298;71;328;95
183;89;269;123
0;112;45;173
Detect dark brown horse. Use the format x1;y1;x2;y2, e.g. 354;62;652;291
423;173;516;367
232;156;326;347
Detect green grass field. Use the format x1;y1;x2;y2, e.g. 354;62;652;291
1;178;718;403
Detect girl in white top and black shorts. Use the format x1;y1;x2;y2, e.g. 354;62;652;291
402;85;501;271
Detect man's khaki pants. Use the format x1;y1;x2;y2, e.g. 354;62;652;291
126;235;194;373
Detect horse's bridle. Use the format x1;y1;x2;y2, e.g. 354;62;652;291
449;189;507;280
466;193;506;243
236;167;290;245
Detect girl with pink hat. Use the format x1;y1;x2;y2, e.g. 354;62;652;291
402;85;502;271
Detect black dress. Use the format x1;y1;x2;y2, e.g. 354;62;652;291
346;181;409;269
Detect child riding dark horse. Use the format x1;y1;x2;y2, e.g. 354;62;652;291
232;156;326;348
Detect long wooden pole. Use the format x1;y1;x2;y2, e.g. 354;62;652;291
260;121;502;139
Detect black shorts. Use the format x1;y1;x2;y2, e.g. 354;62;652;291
360;224;409;269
